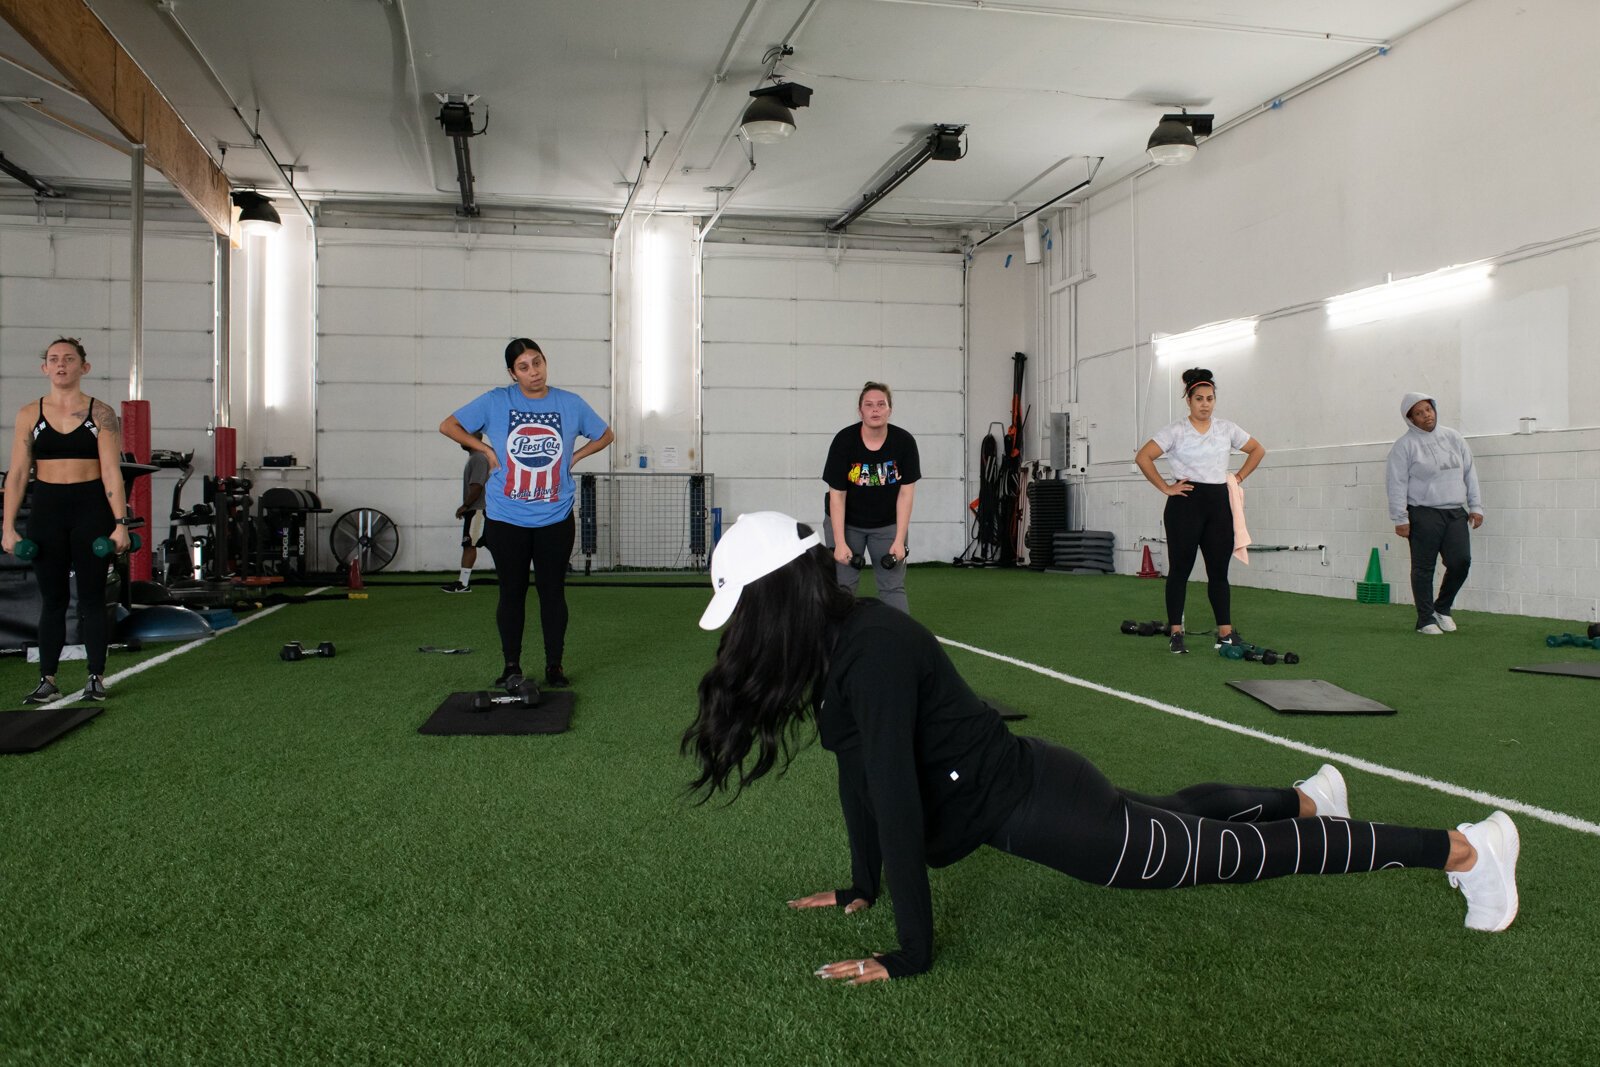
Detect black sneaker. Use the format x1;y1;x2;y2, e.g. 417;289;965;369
84;675;107;701
1169;632;1189;655
22;678;60;704
440;581;471;593
494;663;523;689
1216;631;1244;651
545;665;571;688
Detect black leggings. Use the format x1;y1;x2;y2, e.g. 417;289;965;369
27;480;115;676
1164;482;1234;629
988;738;1450;887
482;513;575;669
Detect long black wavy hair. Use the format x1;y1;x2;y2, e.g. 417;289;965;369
682;529;856;801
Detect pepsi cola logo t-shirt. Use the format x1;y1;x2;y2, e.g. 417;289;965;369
452;384;608;527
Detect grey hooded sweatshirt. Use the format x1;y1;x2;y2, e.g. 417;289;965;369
1385;391;1483;524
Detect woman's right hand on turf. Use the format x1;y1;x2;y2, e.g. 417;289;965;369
1165;479;1193;497
788;891;870;914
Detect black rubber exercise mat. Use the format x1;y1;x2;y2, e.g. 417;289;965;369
418;690;575;735
0;706;104;753
1226;679;1395;715
1509;662;1600;680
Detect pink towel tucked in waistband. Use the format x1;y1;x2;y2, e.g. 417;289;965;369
1227;473;1250;565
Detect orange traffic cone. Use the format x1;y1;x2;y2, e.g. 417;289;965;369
1137;544;1162;578
346;556;364;590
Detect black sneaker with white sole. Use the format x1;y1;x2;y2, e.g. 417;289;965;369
1216;631;1244;651
494;663;523;690
84;675;107;701
1169;632;1189;655
23;678;60;704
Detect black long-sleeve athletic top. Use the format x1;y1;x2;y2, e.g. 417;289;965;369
815;600;1034;978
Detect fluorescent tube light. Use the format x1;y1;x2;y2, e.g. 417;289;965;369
1326;263;1493;329
1153;317;1258;362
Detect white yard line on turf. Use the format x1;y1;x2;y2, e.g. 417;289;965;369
939;635;1600;839
40;589;331;709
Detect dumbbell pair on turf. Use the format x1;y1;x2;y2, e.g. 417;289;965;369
1218;641;1300;665
280;641;336;661
1546;633;1600;650
1119;620;1169;637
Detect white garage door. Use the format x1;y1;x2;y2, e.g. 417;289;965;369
315;229;611;571
701;245;966;563
0;219;217;534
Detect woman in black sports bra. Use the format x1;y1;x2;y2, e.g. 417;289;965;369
2;337;131;703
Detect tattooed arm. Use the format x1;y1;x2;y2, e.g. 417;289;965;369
93;399;131;551
2;402;33;554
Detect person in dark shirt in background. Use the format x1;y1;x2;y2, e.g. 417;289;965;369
442;433;489;593
683;511;1522;983
822;382;919;613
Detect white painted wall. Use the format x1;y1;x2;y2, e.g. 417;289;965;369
700;244;966;563
1057;0;1600;622
0;215;217;538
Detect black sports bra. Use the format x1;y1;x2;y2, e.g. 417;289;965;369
31;397;101;462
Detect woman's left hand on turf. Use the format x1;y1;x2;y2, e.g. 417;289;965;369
814;957;889;985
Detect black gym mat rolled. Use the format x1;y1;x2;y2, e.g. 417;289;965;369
0;706;104;754
1509;662;1600;680
1226;679;1395;715
418;690;575;735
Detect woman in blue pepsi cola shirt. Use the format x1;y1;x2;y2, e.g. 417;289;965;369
441;338;613;688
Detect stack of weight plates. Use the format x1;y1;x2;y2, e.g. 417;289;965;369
1025;481;1069;571
1049;530;1114;574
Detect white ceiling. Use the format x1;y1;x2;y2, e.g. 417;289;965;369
0;0;1471;228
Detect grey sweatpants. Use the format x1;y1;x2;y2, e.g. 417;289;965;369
826;522;908;615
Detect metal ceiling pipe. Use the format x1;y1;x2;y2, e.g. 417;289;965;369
153;1;315;228
0;150;60;197
972;158;1101;250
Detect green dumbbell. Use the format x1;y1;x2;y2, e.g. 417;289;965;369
1546;633;1577;648
91;532;142;558
1218;643;1246;660
11;537;39;561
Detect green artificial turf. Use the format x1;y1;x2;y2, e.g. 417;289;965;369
3;568;1598;1063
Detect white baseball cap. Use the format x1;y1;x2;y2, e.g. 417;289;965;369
698;511;822;630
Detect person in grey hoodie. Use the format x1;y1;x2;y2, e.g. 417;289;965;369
1386;392;1483;634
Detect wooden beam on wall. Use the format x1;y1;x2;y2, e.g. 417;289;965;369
0;0;231;235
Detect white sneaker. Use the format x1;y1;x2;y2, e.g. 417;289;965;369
1417;623;1444;635
1449;811;1520;932
1294;764;1350;819
1436;614;1457;632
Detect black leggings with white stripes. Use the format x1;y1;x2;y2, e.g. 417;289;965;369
987;738;1450;887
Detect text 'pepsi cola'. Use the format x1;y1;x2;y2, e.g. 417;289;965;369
503;411;565;503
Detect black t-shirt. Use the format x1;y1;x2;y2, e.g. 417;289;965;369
821;423;921;529
815;601;1033;979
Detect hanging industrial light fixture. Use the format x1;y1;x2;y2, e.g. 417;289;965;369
1146;112;1214;166
231;190;281;233
740;82;813;144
